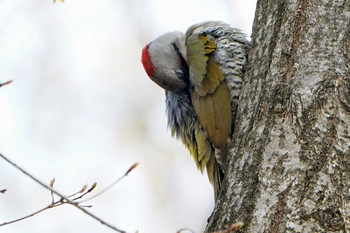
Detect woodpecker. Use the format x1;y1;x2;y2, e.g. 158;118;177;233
141;21;249;199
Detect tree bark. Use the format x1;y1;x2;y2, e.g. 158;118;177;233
206;0;350;232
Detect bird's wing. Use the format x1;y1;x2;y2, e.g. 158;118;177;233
186;32;232;148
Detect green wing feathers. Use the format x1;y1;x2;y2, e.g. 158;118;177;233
187;34;232;148
186;32;232;198
186;34;217;89
192;61;232;148
195;127;212;171
182;123;220;199
180;122;212;172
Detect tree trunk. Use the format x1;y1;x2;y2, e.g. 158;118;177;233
206;1;350;232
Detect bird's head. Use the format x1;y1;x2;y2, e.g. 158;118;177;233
141;31;188;93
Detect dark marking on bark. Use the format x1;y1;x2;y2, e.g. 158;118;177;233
339;78;350;112
299;108;337;204
244;0;288;136
300;124;335;203
291;0;309;55
282;0;309;79
313;208;345;231
236;169;260;231
298;150;328;204
301;207;345;231
269;84;292;114
270;180;295;233
267;1;287;70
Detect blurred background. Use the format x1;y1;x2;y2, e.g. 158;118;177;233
0;0;256;232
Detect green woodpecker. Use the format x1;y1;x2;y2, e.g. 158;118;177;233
141;21;249;199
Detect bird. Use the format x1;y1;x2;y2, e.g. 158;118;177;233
141;21;249;199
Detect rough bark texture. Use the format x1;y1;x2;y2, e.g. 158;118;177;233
206;0;350;232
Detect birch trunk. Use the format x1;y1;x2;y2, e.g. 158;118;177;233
206;1;350;232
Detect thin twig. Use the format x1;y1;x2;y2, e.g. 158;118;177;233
49;178;55;203
0;153;126;233
1;205;50;226
0;201;64;226
177;228;196;233
0;80;13;87
72;183;97;201
81;163;138;203
67;184;87;198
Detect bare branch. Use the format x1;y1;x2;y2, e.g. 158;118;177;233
0;153;127;233
1;204;55;226
67;184;88;198
0;80;13;87
72;183;97;201
49;178;55;203
81;163;138;203
0;196;68;227
177;228;196;233
125;162;138;176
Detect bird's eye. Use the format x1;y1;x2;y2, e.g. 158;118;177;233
175;70;184;78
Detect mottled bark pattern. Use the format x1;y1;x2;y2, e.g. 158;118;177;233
206;0;350;232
